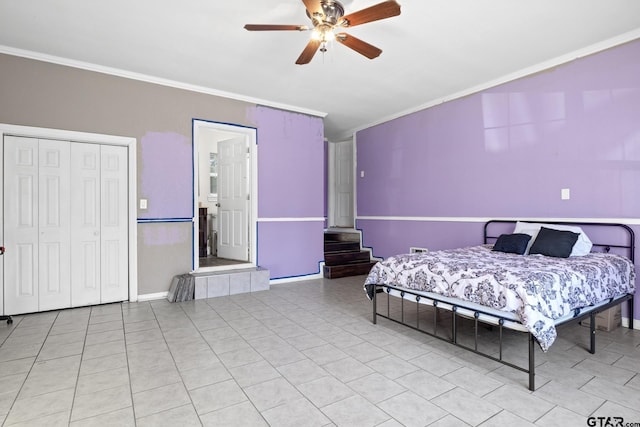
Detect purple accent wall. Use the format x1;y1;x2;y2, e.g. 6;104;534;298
356;39;640;320
250;106;325;279
139;132;193;219
358;40;640;219
258;222;324;279
253;106;325;218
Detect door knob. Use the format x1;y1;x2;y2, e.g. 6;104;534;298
215;203;221;207
0;246;5;255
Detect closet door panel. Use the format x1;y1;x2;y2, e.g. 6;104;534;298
70;143;101;306
100;145;128;303
4;136;39;315
38;139;71;311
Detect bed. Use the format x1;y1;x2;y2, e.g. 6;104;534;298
364;220;636;391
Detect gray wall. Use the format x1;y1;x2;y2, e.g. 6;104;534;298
0;53;255;295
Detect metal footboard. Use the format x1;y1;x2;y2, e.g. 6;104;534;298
371;283;634;391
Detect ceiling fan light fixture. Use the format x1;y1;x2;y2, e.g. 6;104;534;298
311;25;335;43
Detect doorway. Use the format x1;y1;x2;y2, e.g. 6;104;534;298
192;120;257;272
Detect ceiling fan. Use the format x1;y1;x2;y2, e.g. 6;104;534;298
244;0;401;65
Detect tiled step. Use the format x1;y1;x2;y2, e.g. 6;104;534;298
193;267;270;299
323;261;378;279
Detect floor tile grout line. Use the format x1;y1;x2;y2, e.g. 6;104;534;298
143;299;214;424
2;311;64;426
0;316;23;348
126;300;167;424
60;309;92;426
67;304;129;425
173;296;269;425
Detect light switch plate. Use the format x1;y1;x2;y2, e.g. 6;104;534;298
561;188;570;200
140;198;148;209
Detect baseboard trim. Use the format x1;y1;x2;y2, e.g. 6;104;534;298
621;317;640;330
137;292;168;302
270;272;323;285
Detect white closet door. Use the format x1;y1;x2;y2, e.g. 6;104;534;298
38;139;71;311
70;143;101;306
100;145;128;303
4;136;40;315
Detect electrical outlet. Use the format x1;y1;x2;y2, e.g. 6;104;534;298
410;247;429;253
561;188;570;200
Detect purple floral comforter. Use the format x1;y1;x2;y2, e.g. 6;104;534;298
364;245;635;351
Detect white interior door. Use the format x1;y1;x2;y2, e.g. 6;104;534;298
100;145;129;303
37;139;71;311
71;143;101;306
217;137;248;261
4;136;40;314
332;140;354;228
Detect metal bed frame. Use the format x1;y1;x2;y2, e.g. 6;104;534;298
370;220;636;391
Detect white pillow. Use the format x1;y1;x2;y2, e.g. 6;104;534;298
513;221;593;256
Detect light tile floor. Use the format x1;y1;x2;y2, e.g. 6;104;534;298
1;275;639;426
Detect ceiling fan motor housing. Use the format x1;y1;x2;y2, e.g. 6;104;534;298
307;0;345;27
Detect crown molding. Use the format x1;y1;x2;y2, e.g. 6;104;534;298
0;45;328;119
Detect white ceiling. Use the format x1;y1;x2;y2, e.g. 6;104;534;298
1;1;640;140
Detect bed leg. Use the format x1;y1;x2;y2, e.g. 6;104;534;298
629;298;635;330
451;306;458;344
589;312;596;354
528;333;535;392
372;286;377;325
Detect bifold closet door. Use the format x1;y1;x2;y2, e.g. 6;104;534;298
98;145;128;303
70;143;128;305
3;136;71;314
70;143;101;306
4;137;128;315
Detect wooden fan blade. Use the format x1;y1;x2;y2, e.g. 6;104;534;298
244;24;308;31
296;39;322;64
301;0;322;17
340;0;401;27
336;33;382;59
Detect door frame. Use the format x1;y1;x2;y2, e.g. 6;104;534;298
0;123;138;310
192;120;257;272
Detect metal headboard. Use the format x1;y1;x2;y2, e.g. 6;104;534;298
483;220;635;263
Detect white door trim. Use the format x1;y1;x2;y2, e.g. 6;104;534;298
0;123;138;304
192;120;257;271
